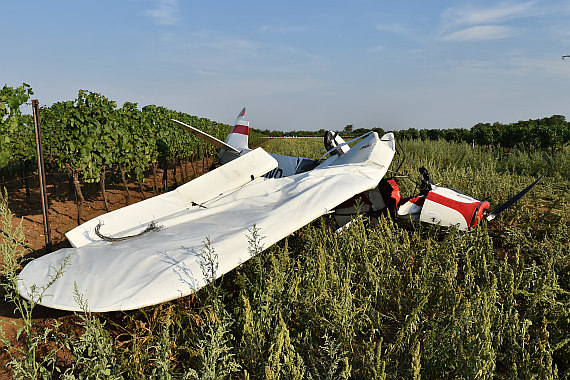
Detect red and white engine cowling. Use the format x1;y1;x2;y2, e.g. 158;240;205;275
398;186;489;230
333;178;489;231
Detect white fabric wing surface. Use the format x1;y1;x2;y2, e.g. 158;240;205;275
65;147;278;248
17;132;395;312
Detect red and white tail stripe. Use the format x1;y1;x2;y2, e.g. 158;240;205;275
222;107;250;155
230;107;249;136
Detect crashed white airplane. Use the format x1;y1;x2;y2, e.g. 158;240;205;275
17;108;543;312
17;109;396;311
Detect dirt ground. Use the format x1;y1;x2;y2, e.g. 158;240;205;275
0;159;213;377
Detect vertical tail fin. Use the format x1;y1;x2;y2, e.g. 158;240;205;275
219;107;250;163
225;107;249;150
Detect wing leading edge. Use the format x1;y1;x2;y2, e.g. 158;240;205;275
65;147;278;248
17;132;395;312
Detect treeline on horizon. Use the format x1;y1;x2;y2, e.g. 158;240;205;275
2;83;569;180
262;115;570;153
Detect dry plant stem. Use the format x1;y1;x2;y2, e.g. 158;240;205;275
100;167;110;212
138;182;146;200
173;160;178;187
72;168;84;225
162;160;168;193
180;158;188;182
191;152;198;178
121;169;131;205
152;162;159;195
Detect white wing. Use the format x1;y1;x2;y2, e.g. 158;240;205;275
65;148;277;248
17;132;395;312
172;119;240;154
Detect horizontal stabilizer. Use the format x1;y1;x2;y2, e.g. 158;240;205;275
172;119;240;154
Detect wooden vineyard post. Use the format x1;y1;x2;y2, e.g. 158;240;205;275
32;99;52;251
152;162;159;195
72;168;84;225
100;166;110;212
120;169;131;205
162;159;168;193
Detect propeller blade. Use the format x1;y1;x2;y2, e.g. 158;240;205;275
486;172;547;221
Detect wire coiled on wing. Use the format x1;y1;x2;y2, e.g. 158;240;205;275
94;221;161;242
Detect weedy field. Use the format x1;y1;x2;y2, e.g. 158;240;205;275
1;136;569;379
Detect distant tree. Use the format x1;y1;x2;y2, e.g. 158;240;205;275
471;123;495;145
373;127;385;136
407;128;420;140
394;130;410;140
442;128;471;143
426;129;442;140
353;128;369;136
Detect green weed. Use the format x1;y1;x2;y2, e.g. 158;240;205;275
1;137;568;378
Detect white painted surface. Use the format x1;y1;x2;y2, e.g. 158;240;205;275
18;133;395;312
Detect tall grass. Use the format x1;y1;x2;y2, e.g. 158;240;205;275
261;139;323;160
1;137;569;378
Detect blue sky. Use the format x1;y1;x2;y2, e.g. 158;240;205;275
2;0;570;131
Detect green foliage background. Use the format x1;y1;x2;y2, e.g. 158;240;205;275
0;84;34;168
0;84;265;185
1;82;569;378
2;132;569;378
